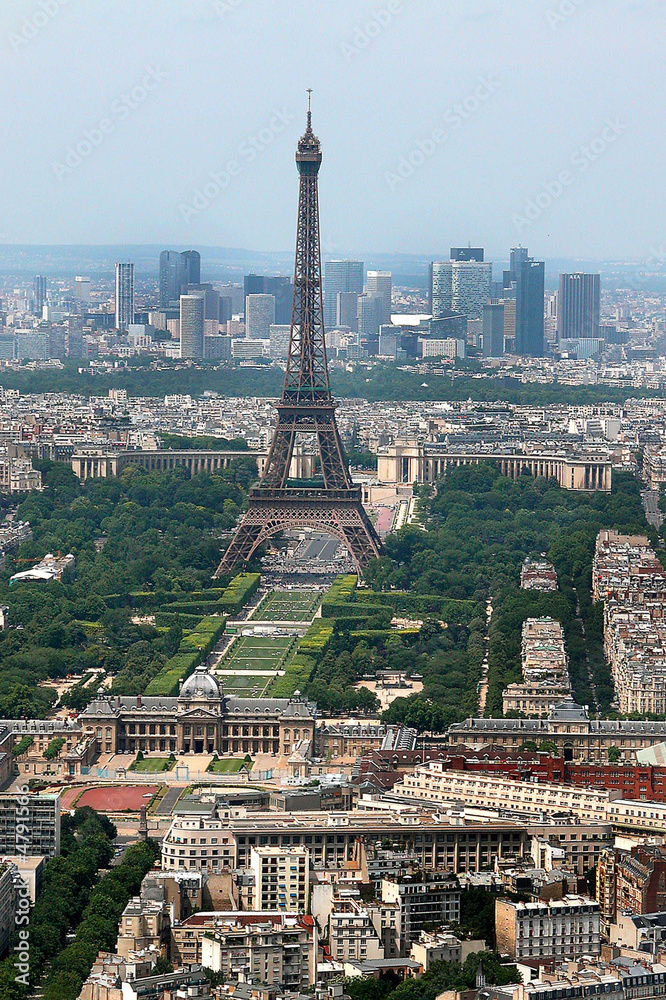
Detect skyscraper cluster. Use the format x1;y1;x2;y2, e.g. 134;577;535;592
159;250;201;309
322;261;393;353
427;246;545;359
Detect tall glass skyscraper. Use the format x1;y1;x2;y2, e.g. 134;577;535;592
181;250;200;287
557;273;600;340
180;292;204;358
244;275;293;325
246;294;276;339
33;275;46;316
451;261;492;321
323;260;363;330
430;261;453;318
115;262;134;330
366;270;392;326
515;257;545;356
159;250;201;308
430;254;491;322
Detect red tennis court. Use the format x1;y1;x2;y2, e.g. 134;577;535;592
64;785;158;812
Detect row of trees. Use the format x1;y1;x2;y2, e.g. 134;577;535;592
0;458;255;718
0;358;650;406
362;464;651;728
0;807;158;999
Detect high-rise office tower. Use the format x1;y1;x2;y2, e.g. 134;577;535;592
336;291;358;331
450;247;484;262
74;276;91;304
430;262;453;318
267;276;293;325
219;296;234;325
243;274;265;299
159;250;181;308
357;294;382;348
187;283;220;322
324;260;364;330
180;293;204;358
557;273;600;341
430;252;491;322
503;299;517;349
451;261;492;321
246;294;275;339
115;262;134;330
33;275;46;316
483;303;505;357
159;250;202;308
503;246;529;292
243;276;293;325
515;257;545;356
379;325;399;359
180;250;201;287
366;271;392;327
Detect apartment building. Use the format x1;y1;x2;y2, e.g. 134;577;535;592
381;873;461;954
490;969;622;1000
392;762;615;823
176;912;316;989
249;845;309;912
0;864;26;958
329;897;386;964
116;870;204;958
0;792;60;857
502;617;571;717
593;531;666;714
410;930;486;971
161;806;528;874
530;821;613;876
644;447;666;489
596;845;666;933
495;896;601;960
446;697;666;761
314;723;416;761
521;557;558;592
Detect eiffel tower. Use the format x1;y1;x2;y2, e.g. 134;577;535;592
215;95;382;578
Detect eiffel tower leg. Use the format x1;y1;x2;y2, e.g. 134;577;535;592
315;414;352;490
214;516;263;578
333;507;383;574
261;419;297;489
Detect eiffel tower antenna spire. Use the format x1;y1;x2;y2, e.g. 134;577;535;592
214;98;382;579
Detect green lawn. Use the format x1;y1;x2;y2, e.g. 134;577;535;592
253;589;320;622
129;756;175;773
222;674;268;691
207;756;252;774
222;635;293;672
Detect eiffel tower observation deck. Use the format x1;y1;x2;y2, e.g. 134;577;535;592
215;94;382;578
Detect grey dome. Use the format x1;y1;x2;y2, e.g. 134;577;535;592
179;667;221;700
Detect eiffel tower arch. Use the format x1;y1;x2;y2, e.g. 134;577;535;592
215;96;382;578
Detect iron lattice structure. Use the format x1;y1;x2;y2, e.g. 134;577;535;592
215;101;382;578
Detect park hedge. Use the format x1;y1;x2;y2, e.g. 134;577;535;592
323;574;357;603
154;612;203;628
145;615;226;696
144;652;200;696
354;589;480;623
268;654;317;697
298;621;333;656
162;600;222;615
218;572;261;614
349;627;421;643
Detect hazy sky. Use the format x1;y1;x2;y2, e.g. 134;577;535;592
1;0;664;260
